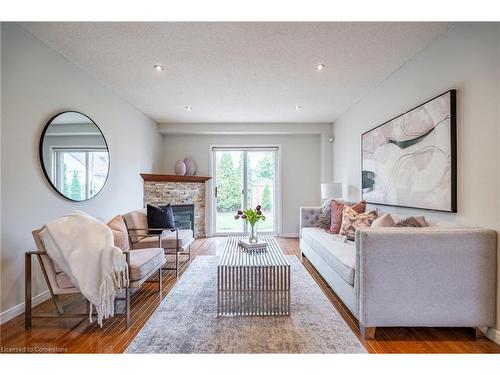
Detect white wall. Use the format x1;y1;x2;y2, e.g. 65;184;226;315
161;127;331;236
159;122;334;183
0;23;162;321
332;23;500;340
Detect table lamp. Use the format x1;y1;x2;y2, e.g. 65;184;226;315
321;182;343;200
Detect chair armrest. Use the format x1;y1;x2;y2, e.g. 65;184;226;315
355;227;497;327
127;228;180;250
159;228;178;233
127;227;176;231
127;233;161;242
127;228;177;240
25;250;47;255
127;228;178;234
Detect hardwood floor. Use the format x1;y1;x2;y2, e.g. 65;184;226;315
1;237;499;354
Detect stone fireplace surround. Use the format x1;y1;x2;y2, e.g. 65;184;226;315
141;174;212;238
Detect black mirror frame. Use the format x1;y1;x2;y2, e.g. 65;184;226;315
39;110;110;202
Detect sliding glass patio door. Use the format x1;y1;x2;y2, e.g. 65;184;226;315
212;147;278;236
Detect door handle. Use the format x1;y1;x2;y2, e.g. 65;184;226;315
215;186;218;198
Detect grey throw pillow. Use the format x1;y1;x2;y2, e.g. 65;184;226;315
395;216;428;228
311;199;332;229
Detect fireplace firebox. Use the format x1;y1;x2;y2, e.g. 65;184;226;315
172;204;195;231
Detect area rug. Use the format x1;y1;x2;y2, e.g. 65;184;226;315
126;256;366;353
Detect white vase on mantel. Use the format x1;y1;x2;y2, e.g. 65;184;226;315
184;158;197;176
175;160;186;175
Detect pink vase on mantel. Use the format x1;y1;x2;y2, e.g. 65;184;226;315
175;160;186;175
184;158;197;176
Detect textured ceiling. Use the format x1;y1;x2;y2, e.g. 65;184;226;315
21;22;450;123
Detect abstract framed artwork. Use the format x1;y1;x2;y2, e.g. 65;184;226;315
361;90;457;212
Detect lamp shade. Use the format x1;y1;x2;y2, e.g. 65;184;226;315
321;182;343;199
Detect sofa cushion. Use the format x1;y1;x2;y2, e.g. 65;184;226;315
133;229;194;251
301;227;356;286
129;248;165;281
55;272;76;289
123;209;148;243
52;258;65;274
56;248;165;285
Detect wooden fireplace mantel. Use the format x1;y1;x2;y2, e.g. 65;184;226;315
140;173;212;183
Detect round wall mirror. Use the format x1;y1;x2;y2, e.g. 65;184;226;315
39;111;110;201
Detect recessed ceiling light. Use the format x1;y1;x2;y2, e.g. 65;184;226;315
185;105;192;111
315;63;326;71
153;64;164;72
294;105;302;111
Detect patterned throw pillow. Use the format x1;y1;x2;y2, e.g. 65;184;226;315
395;216;428;227
414;216;428;227
311;199;333;229
340;205;378;241
329;200;366;234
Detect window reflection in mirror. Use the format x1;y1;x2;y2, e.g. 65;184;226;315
40;111;110;201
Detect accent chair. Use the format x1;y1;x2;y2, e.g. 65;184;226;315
25;227;166;330
122;209;194;278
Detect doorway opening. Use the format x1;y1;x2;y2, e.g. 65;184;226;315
211;146;279;236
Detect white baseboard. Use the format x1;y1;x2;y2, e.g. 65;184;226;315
486;327;500;345
279;233;300;238
0;290;50;325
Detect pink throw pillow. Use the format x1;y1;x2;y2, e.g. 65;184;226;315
107;215;129;252
371;213;396;227
329;200;366;234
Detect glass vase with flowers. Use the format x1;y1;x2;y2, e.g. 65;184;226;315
234;205;266;243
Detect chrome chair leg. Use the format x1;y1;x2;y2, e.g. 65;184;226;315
158;268;162;298
175;252;179;278
25;253;32;330
125;286;130;328
52;295;65;315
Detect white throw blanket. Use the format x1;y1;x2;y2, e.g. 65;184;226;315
40;211;129;326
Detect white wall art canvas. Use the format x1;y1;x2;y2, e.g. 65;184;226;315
361;90;457;212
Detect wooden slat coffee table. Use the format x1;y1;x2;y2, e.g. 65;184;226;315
217;235;290;316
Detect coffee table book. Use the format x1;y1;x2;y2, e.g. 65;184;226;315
238;238;267;251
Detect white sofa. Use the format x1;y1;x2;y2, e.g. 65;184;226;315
299;206;497;338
